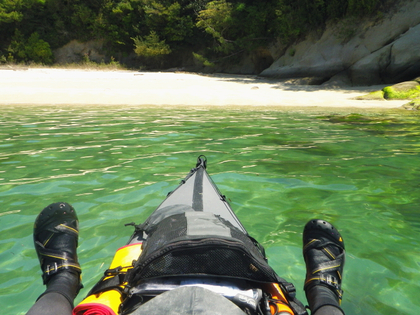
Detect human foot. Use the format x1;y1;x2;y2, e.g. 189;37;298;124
303;219;345;304
34;202;81;284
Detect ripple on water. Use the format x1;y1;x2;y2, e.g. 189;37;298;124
0;107;419;315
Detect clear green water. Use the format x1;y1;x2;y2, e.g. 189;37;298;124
1;106;419;315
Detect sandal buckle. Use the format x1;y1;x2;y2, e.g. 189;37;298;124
46;262;59;276
319;274;342;293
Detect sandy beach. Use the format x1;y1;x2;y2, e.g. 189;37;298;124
0;68;407;108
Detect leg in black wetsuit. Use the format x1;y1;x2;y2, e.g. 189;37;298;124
26;202;82;315
26;272;79;315
303;219;346;315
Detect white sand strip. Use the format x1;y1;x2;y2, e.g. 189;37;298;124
0;68;407;108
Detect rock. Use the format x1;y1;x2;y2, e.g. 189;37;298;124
250;47;274;74
267;39;287;60
260;31;346;79
321;71;352;88
284;76;329;85
389;81;420;91
355;90;385;101
414;77;420;83
359;1;420;52
222;54;256;74
260;0;420;85
54;40;106;64
349;45;392;86
402;99;420;110
385;23;420;82
383;81;420;99
213;47;274;75
350;24;420;84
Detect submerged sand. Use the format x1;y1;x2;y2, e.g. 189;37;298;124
0;68;407;108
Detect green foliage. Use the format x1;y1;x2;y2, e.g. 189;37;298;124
25;32;53;64
288;48;296;57
383;86;420;100
142;1;194;42
133;31;171;58
7;31;53;64
0;0;399;66
410;99;420;106
335;16;359;43
196;0;233;37
196;0;234;53
0;0;23;23
356;90;385;101
347;0;381;15
192;52;215;67
71;4;95;32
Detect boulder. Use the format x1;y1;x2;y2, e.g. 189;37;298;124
260;29;347;79
389;81;420;91
284;76;329;85
250;47;274;74
385;23;420;82
355;90;385;101
349;45;392;86
402;99;420;110
321;71;352;88
383;81;420;99
359;1;420;52
54;40;106;64
349;24;420;85
260;0;420;85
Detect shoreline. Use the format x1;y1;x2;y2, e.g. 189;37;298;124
0;68;408;109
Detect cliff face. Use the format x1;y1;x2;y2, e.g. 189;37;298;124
260;0;420;86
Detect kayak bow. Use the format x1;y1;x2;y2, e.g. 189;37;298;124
143;155;246;234
74;156;306;315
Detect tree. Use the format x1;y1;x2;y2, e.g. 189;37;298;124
7;31;52;63
133;30;171;67
141;0;194;42
0;0;23;24
196;0;234;53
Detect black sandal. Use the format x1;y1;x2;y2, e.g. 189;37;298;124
303;219;345;302
34;202;82;284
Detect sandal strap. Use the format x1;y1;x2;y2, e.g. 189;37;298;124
303;238;341;254
304;237;345;300
35;241;81;283
305;273;343;300
309;252;344;274
35;220;81;284
53;223;79;237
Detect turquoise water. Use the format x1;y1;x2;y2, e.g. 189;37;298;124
1;105;419;315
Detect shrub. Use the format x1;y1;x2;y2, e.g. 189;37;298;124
8;31;53;64
25;33;53;64
133;31;171;58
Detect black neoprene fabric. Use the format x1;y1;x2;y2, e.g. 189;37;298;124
26;292;72;315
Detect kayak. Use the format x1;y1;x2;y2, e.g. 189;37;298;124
73;156;307;315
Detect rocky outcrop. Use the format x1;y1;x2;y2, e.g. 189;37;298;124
383;81;420;99
260;0;420;86
402;99;420;110
54;40;106;64
356;80;420;109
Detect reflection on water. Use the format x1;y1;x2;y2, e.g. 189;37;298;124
1;106;420;315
